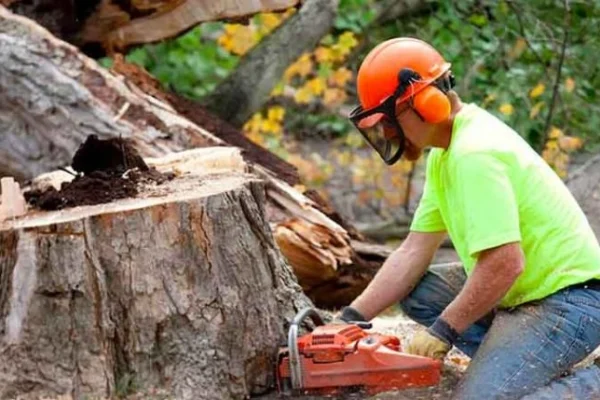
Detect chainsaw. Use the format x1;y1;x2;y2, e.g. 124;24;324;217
276;307;442;396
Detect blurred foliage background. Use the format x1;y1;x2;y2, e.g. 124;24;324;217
102;0;599;230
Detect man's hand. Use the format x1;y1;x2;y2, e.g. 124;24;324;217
406;329;451;360
406;317;457;360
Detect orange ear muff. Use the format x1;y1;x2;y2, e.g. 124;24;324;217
413;85;451;124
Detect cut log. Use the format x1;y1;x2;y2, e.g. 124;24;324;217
8;0;301;54
0;6;387;309
0;147;312;400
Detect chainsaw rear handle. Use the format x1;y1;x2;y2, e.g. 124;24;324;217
287;307;373;390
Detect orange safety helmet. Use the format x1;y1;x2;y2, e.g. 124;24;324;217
349;37;454;164
356;37;453;124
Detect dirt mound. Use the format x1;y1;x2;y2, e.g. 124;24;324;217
25;135;172;211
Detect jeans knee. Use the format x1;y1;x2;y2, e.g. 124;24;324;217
399;289;443;325
399;270;458;324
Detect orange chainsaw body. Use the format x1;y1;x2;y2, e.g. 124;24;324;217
276;323;442;395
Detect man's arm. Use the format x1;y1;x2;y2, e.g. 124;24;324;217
348;231;447;321
441;241;524;333
404;241;524;359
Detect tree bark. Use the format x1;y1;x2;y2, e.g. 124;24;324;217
202;0;339;127
0;6;385;309
0;147;312;400
567;154;600;239
372;0;431;25
7;0;300;55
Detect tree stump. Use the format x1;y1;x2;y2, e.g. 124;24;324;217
0;147;311;400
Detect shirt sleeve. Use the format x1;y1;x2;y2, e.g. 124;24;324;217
410;159;445;233
454;153;522;257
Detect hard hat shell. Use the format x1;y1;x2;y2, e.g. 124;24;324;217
356;37;451;110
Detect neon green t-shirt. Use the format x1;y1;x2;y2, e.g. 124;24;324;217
410;103;600;308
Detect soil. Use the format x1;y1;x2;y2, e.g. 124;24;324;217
25;135;172;211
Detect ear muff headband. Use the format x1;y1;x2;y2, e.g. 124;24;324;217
397;68;454;124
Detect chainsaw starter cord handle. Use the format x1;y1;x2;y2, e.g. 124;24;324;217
428;317;459;345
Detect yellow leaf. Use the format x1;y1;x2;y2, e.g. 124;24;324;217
294;86;313;104
323;88;347;107
542;148;553;162
529;101;544;119
315;47;334;64
329;32;359;62
243;113;263;135
260;12;282;31
548;126;563;139
499;103;514;116
559;136;583;151
267;106;285;122
565;77;575;93
338;31;359;52
263;119;283;136
284;53;313;81
529;83;545;99
217;35;233;52
329;67;353;87
306;77;326;96
245;130;264;146
219;24;256;55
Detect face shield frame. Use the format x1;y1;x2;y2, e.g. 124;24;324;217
348;88;411;165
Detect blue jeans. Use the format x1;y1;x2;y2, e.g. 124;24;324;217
399;263;600;399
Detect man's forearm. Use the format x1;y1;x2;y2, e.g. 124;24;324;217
349;232;445;320
441;242;524;333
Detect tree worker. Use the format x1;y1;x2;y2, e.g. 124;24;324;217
340;37;600;399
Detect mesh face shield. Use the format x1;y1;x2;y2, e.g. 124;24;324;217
349;104;406;165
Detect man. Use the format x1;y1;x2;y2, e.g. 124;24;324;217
341;37;600;399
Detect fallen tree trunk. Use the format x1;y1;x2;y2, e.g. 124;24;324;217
8;0;301;55
0;6;385;309
0;147;311;400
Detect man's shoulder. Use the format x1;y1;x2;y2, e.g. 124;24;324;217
449;104;536;163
